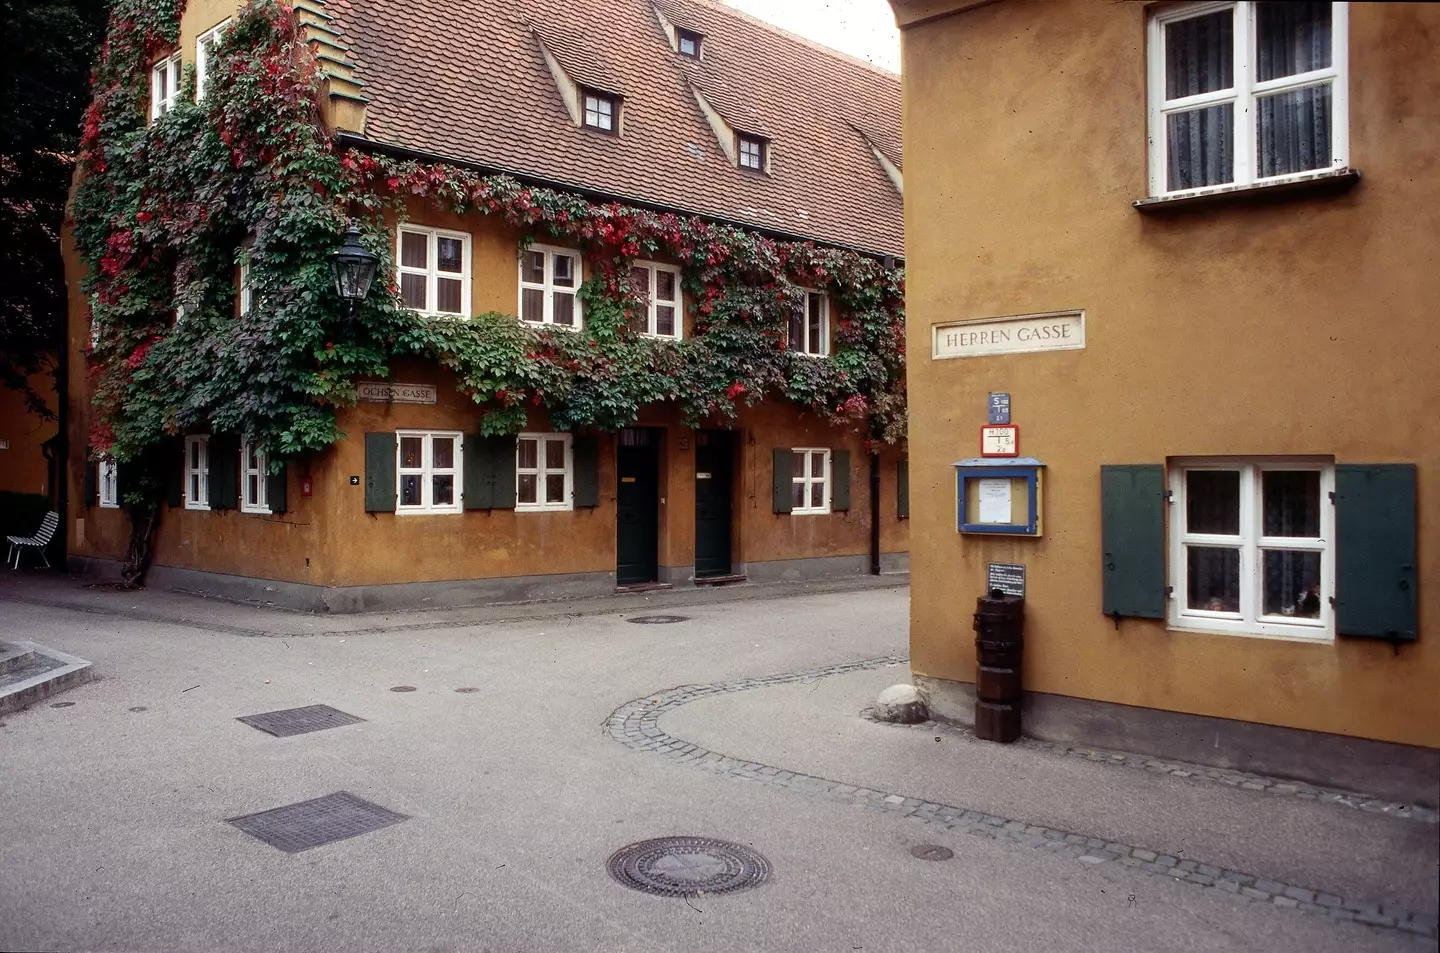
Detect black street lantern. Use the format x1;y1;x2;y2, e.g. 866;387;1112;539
330;225;379;314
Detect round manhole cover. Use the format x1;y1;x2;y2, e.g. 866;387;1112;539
910;844;954;862
626;615;690;625
607;837;769;897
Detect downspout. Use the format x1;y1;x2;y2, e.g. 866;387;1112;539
869;450;881;575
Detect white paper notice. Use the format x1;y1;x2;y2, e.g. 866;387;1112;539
978;478;1013;524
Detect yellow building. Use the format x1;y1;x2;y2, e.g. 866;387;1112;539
891;0;1437;803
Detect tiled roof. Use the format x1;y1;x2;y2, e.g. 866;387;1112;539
327;0;904;257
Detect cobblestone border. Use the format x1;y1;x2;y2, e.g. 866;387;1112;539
606;655;1438;941
858;710;1439;825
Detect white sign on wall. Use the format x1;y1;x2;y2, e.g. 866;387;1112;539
357;381;437;404
933;310;1085;360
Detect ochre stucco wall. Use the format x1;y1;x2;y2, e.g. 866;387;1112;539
901;1;1439;747
0;371;56;496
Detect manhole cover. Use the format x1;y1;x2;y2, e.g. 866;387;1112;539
607;837;769;897
237;704;365;738
227;791;407;853
910;844;954;861
626;615;690;625
389;685;417;693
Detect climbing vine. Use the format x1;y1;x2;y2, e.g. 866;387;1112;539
74;0;906;492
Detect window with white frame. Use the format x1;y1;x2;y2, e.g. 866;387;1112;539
1148;2;1348;196
398;227;470;316
195;20;231;101
628;261;682;338
519;245;582;328
185;436;210;510
1169;459;1334;641
150;53;182;121
238;254;253;315
396;431;462;514
738;134;766;171
788;289;828;356
516;433;572;511
790;448;831;515
99;456;119;508
241;439;269;514
582;90;617;132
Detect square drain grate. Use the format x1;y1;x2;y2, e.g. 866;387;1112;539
228;791;408;853
237;704;365;737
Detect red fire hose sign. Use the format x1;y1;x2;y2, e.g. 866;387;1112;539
987;562;1026;597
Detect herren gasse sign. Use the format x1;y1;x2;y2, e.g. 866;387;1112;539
933;310;1085;359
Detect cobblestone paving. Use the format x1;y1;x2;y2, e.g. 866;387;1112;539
606;654;1439;941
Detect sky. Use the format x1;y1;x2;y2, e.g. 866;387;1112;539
722;0;901;73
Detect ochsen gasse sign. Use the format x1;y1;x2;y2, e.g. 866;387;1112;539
933;310;1085;359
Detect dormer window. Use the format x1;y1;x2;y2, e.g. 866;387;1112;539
738;134;766;171
583;90;617;132
677;29;702;58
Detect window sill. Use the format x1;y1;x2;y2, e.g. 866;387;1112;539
396;508;462;516
1133;168;1360;214
242;506;272;516
98;502;120;510
184;504;211;512
790;509;832;517
1167;622;1333;645
516;505;574;513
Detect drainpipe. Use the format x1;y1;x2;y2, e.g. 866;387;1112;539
869;450;881;575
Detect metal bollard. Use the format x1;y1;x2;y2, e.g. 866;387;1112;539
973;588;1024;743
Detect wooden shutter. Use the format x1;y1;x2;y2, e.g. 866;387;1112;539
83;458;97;507
573;434;600;508
490;436;517;510
897;457;909;519
831;449;851;512
267;460;288;515
772;449;793;514
165;438;183;508
463;433;489;510
1100;465;1167;619
209;435;239;510
364;432;397;513
1334;464;1417;641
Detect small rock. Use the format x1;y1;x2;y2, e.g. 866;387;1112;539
873;684;928;724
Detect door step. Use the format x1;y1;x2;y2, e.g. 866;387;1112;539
0;640;94;715
615;582;674;594
694;574;747;586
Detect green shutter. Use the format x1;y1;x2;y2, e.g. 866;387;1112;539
772;449;793;514
83;457;97;507
267;460;288;515
1101;464;1167;619
209;435;239;510
573;434;600;508
463;433;489;510
115;460;131;505
165;438;183;508
490;436;517;510
897;457;909;519
364;432;397;513
832;449;851;512
1335;464;1417;642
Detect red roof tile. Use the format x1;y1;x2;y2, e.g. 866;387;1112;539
327;0;904;257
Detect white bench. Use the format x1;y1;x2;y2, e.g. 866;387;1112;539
7;510;59;570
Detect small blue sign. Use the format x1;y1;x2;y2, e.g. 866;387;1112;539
988;392;1011;425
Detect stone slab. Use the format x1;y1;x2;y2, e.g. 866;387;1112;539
0;641;94;715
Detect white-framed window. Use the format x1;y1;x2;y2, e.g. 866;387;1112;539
519;244;583;328
582;90;617;132
238;254;253;315
788;289;829;356
241;439;269;514
516;433;572;511
98;456;119;508
397;226;470;317
1169;459;1334;642
185;435;210;510
738;134;766;171
195;20;231;101
1147;2;1348;197
150;53;182;121
628;261;682;339
396;431;462;514
790;448;831;515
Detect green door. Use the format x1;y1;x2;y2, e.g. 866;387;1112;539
694;430;733;578
616;428;660;585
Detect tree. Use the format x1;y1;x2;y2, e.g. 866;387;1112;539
0;0;108;417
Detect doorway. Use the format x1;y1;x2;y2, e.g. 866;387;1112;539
694;430;734;579
616;428;661;586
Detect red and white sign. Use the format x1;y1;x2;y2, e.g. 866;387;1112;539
980;425;1019;457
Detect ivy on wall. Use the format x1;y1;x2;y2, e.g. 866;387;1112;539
74;0;908;486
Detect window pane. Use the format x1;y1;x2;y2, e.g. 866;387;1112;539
545;473;565;503
1256;2;1331;82
553;254;576;288
789;309;805;350
432;437;454;470
437;237;463;274
1263;471;1321;538
1167;103;1234;191
246;474;259;505
436;276;462;314
518;473;538;504
545;439;565;470
1186;470;1240;535
1263;550;1322;618
190;474;200;501
190;442;200;468
808;295;823;353
656;306;675;337
401;273;428;311
433;474;454;506
246;444;260;469
792;482;806;509
1186;546;1240;612
1257;84;1332;178
811;453;824;479
517;438;538;470
525;251;545;284
521;288;544;323
792;452;806;479
400;232;427;269
1164;10;1233;99
553;292;575;326
400;474;422;507
811;483;825;509
656;269;676;302
400;436;423;469
630;267;651;302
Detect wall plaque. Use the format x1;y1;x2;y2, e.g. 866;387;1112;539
357;382;437;404
987;562;1026;598
933;310;1085;360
